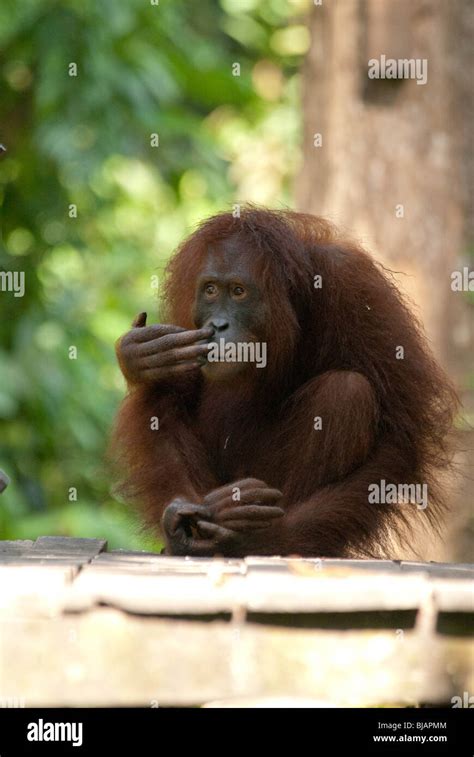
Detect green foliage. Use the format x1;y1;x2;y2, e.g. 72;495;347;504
0;0;305;548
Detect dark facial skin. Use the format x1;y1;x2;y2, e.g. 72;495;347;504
193;238;267;381
115;238;267;387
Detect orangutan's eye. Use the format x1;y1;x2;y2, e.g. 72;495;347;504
204;283;218;298
232;285;246;299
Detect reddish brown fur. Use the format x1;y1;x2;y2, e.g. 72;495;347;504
111;207;458;557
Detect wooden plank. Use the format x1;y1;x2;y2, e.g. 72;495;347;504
429;579;474;612
0;539;471;707
0;557;86;566
0;554;462;615
245;557;401;572
32;536;107;557
0;540;34;554
245;557;474;579
0;541;471;615
0;564;77;617
0;565;77;586
93;552;244;573
0;607;471;706
400;562;474;579
63;568;433;614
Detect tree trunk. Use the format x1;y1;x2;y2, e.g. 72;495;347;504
297;0;473;560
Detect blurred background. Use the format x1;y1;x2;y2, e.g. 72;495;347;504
0;0;472;558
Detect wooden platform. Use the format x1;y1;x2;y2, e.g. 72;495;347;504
0;537;472;707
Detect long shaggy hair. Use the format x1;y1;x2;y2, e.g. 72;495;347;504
111;207;459;557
